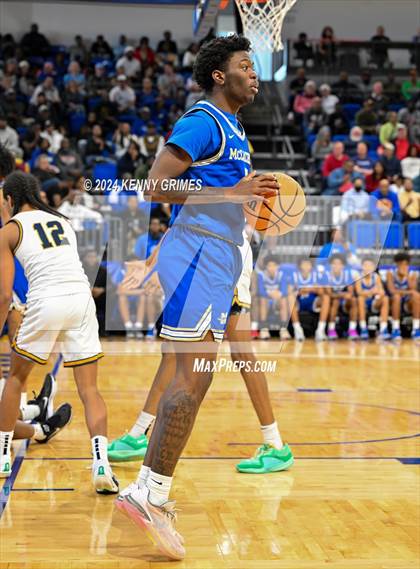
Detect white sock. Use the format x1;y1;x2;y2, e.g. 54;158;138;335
91;435;109;466
293;322;302;331
392;319;400;330
33;422;46;442
251;321;258;331
20;404;40;421
134;321;143;329
136;464;151;487
261;421;283;449
146;470;173;506
413;319;420;330
328;322;336;331
0;378;5;398
349;321;357;331
380;321;388;332
360;320;367;329
316;321;326;332
125;321;133;329
129;410;155;438
0;431;14;457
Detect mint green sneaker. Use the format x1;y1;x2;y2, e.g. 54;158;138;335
107;433;148;462
236;443;294;473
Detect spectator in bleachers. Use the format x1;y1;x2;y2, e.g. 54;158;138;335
327;102;350;135
355;98;378;135
63;61;85;89
331;71;358;102
116;46;141;79
69;35;88;65
82;249;108;336
293;80;317;118
353;142;374;177
384;73;402;103
304;97;326;134
113;34;129;60
117;140;144;177
317;26;336;67
134;217;163;260
371;178;401;220
358;69;372;99
118;196;149;257
17;60;33;98
319;83;339;115
370;25;391;69
85;124;111;164
90;34;113;60
55;137;83;180
326;159;365;195
185;78;204;109
399;178;420;221
32;153;67;206
138;123;165;157
157;62;184;98
21;123;41;160
0;34;17;60
311;126;332;166
40;120;63;154
58;188;103;231
401;145;420;180
402;68;420;102
62;80;86;116
321;141;350;178
289;67;308;95
394;124;410;161
113;122;136;158
182;42;200;70
109;74;136;113
398;96;420;143
355;257;390;341
379;111;398;146
340;178;371;223
386;253;420;341
293;33;314;67
87;62;110;97
0;88;25;128
390;174;405;195
370;81;389;120
318;228;359;266
379;143;402;178
30;76;61;107
134;37;156;70
344;126;364;156
325;254;358;340
36;61;57;84
365;161;387;193
20;23;50;58
0;114;21;158
157;30;178;61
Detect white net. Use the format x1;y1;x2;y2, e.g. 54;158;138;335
234;0;297;52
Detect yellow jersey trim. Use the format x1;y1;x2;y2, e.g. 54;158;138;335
8;219;23;254
63;353;104;368
12;342;48;365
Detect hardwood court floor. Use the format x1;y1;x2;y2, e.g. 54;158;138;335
0;338;419;568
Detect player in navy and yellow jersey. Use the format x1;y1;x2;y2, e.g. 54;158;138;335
386;253;420;341
289;258;330;342
355;257;390;341
257;255;290;340
115;35;280;559
325;254;359;340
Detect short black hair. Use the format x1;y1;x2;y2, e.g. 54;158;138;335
329;253;346;265
193;34;251;92
394;252;410;264
298;256;313;267
362;256;376;265
264;254;280;267
0;144;15;179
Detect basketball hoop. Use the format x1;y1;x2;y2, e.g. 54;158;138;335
234;0;297;52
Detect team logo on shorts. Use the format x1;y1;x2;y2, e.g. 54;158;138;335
218;312;228;325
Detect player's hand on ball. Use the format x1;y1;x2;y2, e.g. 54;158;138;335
228;171;280;204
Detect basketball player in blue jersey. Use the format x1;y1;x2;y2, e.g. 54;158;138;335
257;255;290;340
115;35;280;559
355;257;390;341
289;258;330;341
386;253;420;341
326;254;359;340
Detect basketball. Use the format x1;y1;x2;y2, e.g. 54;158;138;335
243;172;306;236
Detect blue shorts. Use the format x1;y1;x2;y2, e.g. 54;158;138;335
157;225;242;342
365;297;380;313
298;292;318;312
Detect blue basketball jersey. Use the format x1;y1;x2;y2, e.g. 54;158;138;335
258;270;288;297
361;274;377;292
326;267;355;293
166;100;251;245
391;269;410;291
292;270;319;291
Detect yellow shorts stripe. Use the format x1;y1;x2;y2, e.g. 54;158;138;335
11;342;48;365
63;353;104;368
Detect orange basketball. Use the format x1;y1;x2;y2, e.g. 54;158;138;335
243;172;306;236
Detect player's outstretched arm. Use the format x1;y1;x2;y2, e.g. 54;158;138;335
0;223;18;332
144;145;279;205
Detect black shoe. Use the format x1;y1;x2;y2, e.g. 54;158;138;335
27;373;56;423
37;403;72;444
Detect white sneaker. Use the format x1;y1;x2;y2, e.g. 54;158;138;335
0;453;12;478
280;328;291;341
315;329;327;342
294;326;305;342
259;328;270;340
93;463;119;495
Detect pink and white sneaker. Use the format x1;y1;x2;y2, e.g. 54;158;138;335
116;486;185;560
327;329;338;340
348;329;359;341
